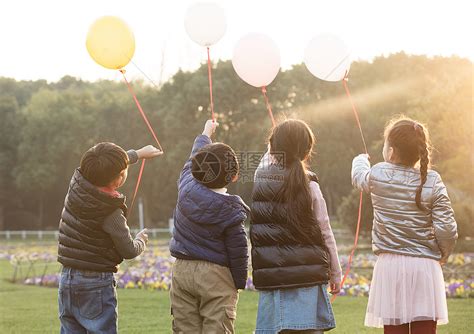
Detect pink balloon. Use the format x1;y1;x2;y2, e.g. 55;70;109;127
232;33;280;88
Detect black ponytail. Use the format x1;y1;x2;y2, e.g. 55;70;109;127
270;119;324;244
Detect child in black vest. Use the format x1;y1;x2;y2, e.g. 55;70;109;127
251;119;341;334
57;142;161;334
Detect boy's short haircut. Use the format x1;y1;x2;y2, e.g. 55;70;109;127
191;143;239;189
80;142;129;187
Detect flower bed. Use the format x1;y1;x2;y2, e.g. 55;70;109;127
3;243;473;298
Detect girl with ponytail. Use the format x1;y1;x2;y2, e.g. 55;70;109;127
251;119;342;334
352;116;458;334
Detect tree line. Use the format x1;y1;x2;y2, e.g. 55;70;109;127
0;52;472;237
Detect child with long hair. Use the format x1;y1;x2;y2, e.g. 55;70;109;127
251;119;342;333
352;116;458;334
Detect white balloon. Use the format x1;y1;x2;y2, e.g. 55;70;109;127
184;2;227;47
232;33;281;88
304;33;351;82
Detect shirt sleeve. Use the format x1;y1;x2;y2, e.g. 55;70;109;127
224;220;249;290
127;150;139;165
431;174;458;262
351;154;371;193
102;209;146;260
310;181;342;284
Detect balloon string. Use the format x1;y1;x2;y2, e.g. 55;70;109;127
119;69;163;218
331;72;367;303
119;70;163;152
261;86;276;127
127;159;146;219
206;47;215;122
342;72;368;154
130;60;159;89
331;191;363;303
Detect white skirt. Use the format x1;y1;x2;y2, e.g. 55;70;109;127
365;253;448;328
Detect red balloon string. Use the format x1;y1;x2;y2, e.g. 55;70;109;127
206;47;215;122
119;69;163;218
342;71;368;154
331;190;363;303
119;70;163;151
261;86;276;127
331;72;367;303
127;159;146;219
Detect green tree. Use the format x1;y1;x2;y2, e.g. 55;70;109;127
0;54;472;235
0;96;21;229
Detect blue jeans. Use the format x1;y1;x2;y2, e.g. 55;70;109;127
58;267;117;334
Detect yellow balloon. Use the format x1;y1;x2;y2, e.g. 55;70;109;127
86;16;135;70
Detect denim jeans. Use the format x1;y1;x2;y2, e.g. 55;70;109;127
58;267;117;334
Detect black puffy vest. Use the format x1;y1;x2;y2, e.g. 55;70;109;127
57;169;127;272
250;164;330;289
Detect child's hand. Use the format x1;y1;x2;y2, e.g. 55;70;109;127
360;153;371;160
202;120;219;138
330;282;341;295
136;228;149;244
137;145;163;160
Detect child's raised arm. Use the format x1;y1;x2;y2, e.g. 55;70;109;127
351;154;371;192
431;174;458;264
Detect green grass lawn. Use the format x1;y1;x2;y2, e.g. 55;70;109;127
0;261;473;333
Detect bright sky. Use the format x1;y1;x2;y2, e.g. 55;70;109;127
1;0;472;83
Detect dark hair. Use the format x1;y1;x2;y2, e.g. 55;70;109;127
80;142;129;187
191;143;239;189
269;119;324;243
384;117;432;210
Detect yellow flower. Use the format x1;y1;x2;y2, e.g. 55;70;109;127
453;254;465;266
